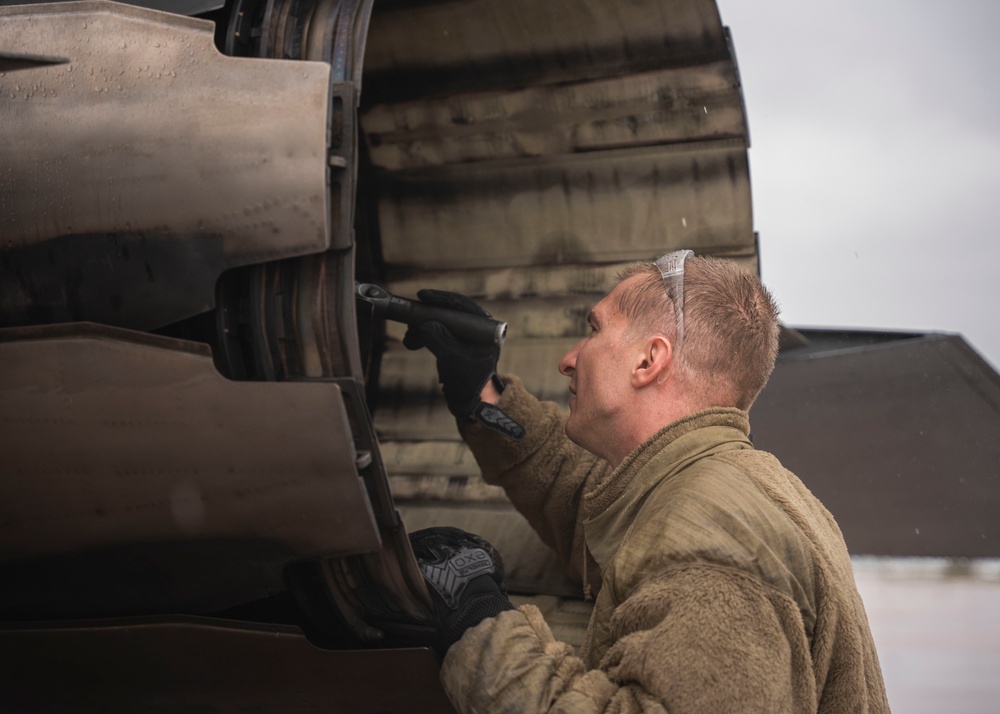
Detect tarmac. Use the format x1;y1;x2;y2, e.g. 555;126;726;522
853;558;1000;713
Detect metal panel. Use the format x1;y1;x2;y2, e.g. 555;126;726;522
0;1;333;330
359;0;752;269
363;0;729;103
362;0;755;456
0;323;380;617
751;332;1000;558
374;139;752;270
383;257;759;306
363;61;746;171
382;441;487;482
0;617;454;713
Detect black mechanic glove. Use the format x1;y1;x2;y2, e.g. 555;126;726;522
409;526;516;656
402;289;523;440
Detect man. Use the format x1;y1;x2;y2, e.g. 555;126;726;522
404;252;889;712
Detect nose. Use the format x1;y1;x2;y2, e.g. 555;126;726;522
559;339;582;377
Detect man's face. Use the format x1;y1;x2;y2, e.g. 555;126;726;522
558;279;641;456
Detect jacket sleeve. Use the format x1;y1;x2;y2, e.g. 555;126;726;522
440;563;815;713
459;374;610;585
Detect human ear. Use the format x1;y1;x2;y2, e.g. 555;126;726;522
631;336;672;388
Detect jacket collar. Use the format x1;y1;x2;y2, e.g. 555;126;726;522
582;407;752;570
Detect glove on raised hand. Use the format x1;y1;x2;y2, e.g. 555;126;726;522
409;526;516;656
402;289;523;440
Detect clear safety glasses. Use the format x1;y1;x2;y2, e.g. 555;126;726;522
652;249;693;354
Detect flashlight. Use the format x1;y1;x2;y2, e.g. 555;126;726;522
355;283;507;347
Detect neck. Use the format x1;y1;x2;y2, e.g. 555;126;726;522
576;426;634;469
613;386;702;465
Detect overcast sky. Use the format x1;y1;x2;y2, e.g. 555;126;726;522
715;0;1000;370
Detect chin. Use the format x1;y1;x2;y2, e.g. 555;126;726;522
563;418;586;450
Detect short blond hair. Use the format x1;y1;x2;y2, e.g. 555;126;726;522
615;256;780;410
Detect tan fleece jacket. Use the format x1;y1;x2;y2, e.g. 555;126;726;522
441;376;889;713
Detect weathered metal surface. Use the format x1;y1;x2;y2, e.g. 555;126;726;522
371;140;752;270
0;616;454;713
0;1;333;330
0;323;380;617
362;0;732;104
385;256;759;292
231;251;365;381
359;0;750;271
363;60;747;170
752;332;1000;558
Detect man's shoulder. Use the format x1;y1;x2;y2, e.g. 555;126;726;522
645;447;780;523
610;452;818;605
